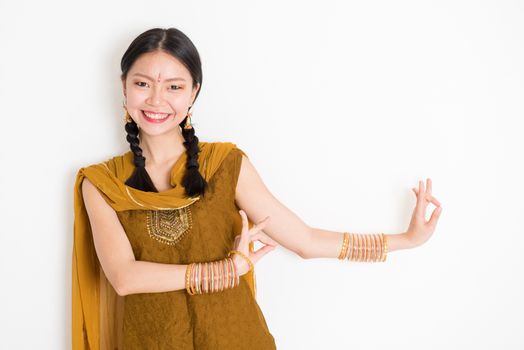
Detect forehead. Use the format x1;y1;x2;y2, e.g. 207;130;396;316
129;50;191;79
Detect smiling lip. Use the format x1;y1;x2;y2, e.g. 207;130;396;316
141;110;172;123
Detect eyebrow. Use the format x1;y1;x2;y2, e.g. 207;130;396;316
132;73;186;82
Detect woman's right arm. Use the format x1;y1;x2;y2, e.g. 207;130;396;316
82;177;194;296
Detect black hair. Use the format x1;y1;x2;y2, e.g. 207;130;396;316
120;27;207;197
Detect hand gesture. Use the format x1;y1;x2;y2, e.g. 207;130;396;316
231;210;278;275
406;178;443;248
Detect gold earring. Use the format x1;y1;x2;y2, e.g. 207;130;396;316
122;99;133;123
184;111;193;130
124;110;133;123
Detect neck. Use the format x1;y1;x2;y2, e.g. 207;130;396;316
138;128;187;165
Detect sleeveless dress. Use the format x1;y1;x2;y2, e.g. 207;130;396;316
114;146;277;349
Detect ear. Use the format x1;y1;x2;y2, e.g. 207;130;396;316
191;83;200;103
121;79;127;97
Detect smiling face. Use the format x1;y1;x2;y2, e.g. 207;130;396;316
122;50;200;136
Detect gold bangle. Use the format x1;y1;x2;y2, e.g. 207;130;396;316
214;261;220;292
193;263;198;294
188;257;245;295
374;234;381;262
372;235;378;262
364;235;369;261
355;233;362;261
344;232;352;260
192;263;198;295
223;259;228;290
191;262;197;294
225;258;231;289
211;261;215;293
218;259;223;292
204;262;209;294
227;257;237;287
214;261;218;292
199;262;204;294
382;233;388;261
378;233;384;261
367;234;372;261
348;233;354;261
344;233;387;263
228;250;254;273
338;232;349;259
370;235;375;262
359;234;365;261
375;234;381;262
202;262;206;294
206;262;211;293
208;262;212;293
185;263;194;295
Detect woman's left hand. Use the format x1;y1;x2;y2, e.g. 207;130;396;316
405;178;443;248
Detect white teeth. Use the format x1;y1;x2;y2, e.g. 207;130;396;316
143;111;170;119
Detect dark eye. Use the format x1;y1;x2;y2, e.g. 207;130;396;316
170;85;181;90
135;82;148;87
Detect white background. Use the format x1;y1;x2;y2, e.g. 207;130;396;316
0;0;523;349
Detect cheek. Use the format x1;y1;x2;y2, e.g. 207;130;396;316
125;92;146;108
170;96;192;110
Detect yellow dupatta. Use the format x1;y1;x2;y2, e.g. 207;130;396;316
72;141;256;349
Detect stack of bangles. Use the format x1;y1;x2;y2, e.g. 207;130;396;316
338;232;388;262
185;250;254;295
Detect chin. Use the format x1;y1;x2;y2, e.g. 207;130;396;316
137;124;182;137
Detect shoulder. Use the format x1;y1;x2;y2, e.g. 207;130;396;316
199;140;248;163
199;140;244;151
77;150;132;183
80;175;110;214
198;141;250;182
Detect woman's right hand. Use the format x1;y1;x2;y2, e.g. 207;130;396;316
231;209;279;276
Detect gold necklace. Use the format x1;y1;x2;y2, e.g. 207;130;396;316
145;206;193;246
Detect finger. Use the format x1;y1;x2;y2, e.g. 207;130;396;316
250;232;278;246
239;210;249;234
250;216;271;233
250;244;277;264
417;192;440;206
428;205;443;228
426;178;432;196
429;195;441;207
237;211;253;250
416;180;427;216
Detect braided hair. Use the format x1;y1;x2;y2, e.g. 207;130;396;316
121;27;208;197
180;113;207;197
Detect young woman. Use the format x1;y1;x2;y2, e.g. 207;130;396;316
72;27;443;350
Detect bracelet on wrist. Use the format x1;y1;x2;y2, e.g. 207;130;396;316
227;250;254;274
185;257;240;295
338;232;388;262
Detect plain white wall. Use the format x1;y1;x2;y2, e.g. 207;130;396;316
0;0;522;349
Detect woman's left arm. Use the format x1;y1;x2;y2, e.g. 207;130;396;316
235;155;443;259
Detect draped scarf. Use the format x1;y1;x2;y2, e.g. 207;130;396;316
72;141;256;349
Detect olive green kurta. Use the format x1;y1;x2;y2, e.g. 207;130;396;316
115;146;276;349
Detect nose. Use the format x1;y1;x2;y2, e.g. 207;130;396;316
147;85;165;105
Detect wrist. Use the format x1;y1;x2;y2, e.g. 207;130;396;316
398;232;417;250
232;254;249;276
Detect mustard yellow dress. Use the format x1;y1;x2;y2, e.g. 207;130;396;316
113;146;276;349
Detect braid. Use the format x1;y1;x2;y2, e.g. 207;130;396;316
123;120;159;192
180;115;208;197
